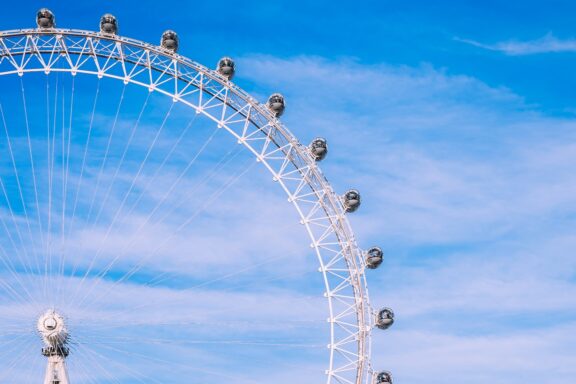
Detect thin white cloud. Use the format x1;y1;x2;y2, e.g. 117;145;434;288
455;33;576;55
236;55;576;382
1;53;575;383
374;324;576;384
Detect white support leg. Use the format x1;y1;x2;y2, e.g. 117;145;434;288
43;354;69;384
38;310;70;384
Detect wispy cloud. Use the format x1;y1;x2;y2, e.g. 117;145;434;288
237;55;576;382
1;51;575;382
455;33;576;55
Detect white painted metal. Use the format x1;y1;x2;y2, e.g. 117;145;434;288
43;355;69;384
38;310;69;384
0;28;376;384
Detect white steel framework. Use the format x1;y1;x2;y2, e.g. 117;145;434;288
0;28;377;384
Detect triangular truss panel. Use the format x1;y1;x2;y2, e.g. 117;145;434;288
0;28;378;384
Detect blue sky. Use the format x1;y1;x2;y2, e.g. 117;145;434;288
0;1;575;383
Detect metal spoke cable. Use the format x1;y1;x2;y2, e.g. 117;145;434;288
0;330;35;347
83;84;127;226
69;101;175;306
77;335;325;349
63;89;150;294
46;72;60;301
83;158;255;305
83;92;151;235
83;126;225;289
77;292;324;344
93;342;258;384
56;77;74;304
43;76;51;303
60;79;103;298
64;79;101;251
0;333;33;355
69;344;125;384
81;344;160;384
58;76;75;284
110;131;237;267
0;120;33;294
0;276;39;318
144;239;318;292
0;326;37;336
19;78;44;281
78;252;288;318
0;29;371;384
0;104;38;281
152;143;244;227
0;202;26;268
115;112;201;228
134;279;326;334
147;249;298;290
87;100;175;249
73;157;255;310
72;316;324;334
0;337;34;380
215;269;319;296
87;143;246;296
0;274;34;308
0;179;36;289
0;178;39;306
65;345;103;384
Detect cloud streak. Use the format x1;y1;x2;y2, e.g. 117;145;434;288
236;54;576;383
455;33;576;55
0;50;575;382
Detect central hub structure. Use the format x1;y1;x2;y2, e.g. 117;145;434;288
38;310;70;384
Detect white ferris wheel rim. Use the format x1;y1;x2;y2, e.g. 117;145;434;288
0;27;376;384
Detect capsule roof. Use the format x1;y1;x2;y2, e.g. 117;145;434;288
375;308;394;330
310;137;328;161
267;93;285;117
343;189;361;213
217;57;236;80
375;371;393;384
36;8;55;29
161;30;179;52
100;14;118;35
365;247;383;269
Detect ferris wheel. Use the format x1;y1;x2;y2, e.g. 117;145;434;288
0;9;394;384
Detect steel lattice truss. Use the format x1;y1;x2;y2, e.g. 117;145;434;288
0;29;377;384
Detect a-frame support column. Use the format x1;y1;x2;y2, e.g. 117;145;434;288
43;352;70;384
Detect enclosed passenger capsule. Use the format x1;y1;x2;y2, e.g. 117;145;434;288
267;93;285;117
161;30;179;52
310;137;328;161
343;189;361;213
217;57;235;80
100;14;118;35
36;8;55;29
375;308;394;330
374;371;393;384
365;247;383;269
